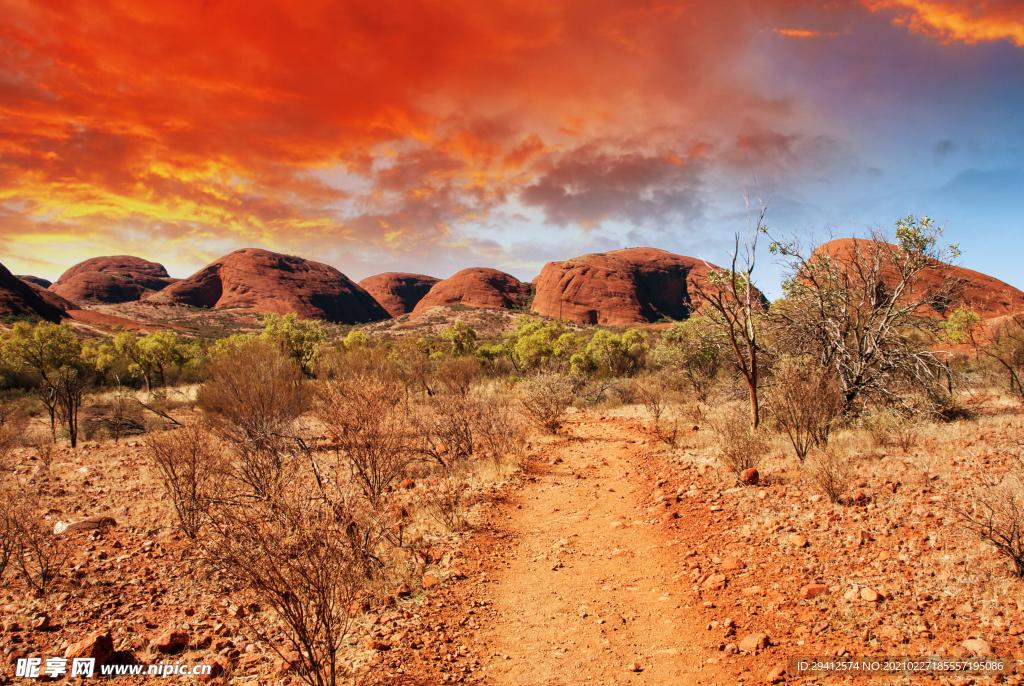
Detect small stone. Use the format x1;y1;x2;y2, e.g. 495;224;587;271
742;586;763;597
721;556;745;571
801;584;829;600
65;631;114;665
198;660;224;683
860;587;882;603
766;664;787;683
365;639;392;651
422;573;439;589
740;468;759;485
610;522;624;529
400;479;416;489
396;583;412;598
738;633;770;653
961;638;993;656
702;574;727;591
32;615;50;631
155;630;189;654
790;535;809;548
627;662;643;672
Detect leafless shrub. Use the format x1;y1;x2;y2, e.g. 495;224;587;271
423;477;469;532
946;443;1024;578
765;356;844;461
805;447;855;503
709;408;770;472
0;496;16;578
863;411;918;453
412;390;477;470
634;375;683;446
204;482;366;686
198;340;307;499
315;377;414;507
611;378;638;405
28;432;54;481
9;498;68;593
517;374;575;434
434;356;481;396
0;425;17;484
145;425;224;538
471;388;526;466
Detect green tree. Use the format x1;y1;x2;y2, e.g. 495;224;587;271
653;316;722;402
440;321;477;356
261;313;326;376
1;321;87;445
585;329;649;377
114;330;191;391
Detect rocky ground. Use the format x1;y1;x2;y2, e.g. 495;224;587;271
3;403;1024;685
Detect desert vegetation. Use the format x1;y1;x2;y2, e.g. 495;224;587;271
1;215;1023;683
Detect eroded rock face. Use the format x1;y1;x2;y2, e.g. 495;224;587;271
27;281;79;312
813;238;1024;320
531;247;753;326
17;275;51;288
50;256;176;303
358;272;440;317
146;248;389;324
412;268;531;315
0;261;65;322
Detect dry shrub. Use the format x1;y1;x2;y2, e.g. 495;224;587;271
315;377;415;507
709;408;770;472
947;441;1024;578
145;425;224;538
0;425;17;483
863;411;919;453
28;432;54;480
0;497;16;578
611;379;639;405
433;356;481;395
6;497;68;593
805;447;855;503
471;388;527;466
634;375;683;446
423;477;469;532
205;482;366;686
766;356;844;460
412;390;477;470
518;374;575;434
198;340;307;499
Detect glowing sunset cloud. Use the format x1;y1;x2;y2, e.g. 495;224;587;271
863;0;1024;46
0;0;1022;294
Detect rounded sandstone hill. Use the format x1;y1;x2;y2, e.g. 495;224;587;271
50;256;176;303
358;272;440;317
412;268;531;316
17;275;51;288
146;248;389;324
0;262;65;322
531;247;751;326
27;282;79;312
813;238;1024;320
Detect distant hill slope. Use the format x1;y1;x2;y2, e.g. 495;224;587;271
145;248;389;324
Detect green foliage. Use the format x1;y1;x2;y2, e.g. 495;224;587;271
488;318;585;374
114;329;194;390
942;306;981;345
585;329;649;378
440;321;477;356
652;316;721;402
261;313;326;376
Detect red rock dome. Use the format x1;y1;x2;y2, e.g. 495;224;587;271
412;268;531;315
358;272;440;317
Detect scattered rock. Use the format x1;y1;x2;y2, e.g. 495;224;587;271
422;573;439;589
31;615;50;631
740;468;759;486
54;515;117;534
860;587;882;603
721;556;745;571
626;662;643;672
65;631;114;665
738;633;770;653
154;630;189;654
766;663;787;683
961;638;993;656
790;535;809;548
702;574;727;591
400;479;416;489
801;584;829;599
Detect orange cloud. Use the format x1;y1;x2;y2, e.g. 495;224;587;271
0;0;849;279
862;0;1024;46
773;29;839;37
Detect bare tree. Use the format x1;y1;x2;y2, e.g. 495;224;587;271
198;340;307;500
146;425;225;538
765;356;844;460
768;215;963;414
205;482;366;686
691;192;769;428
984;315;1024;401
315;377;414;507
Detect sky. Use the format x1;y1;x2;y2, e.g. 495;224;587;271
1;0;1022;298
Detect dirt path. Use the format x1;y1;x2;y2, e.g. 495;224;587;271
464;414;732;686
